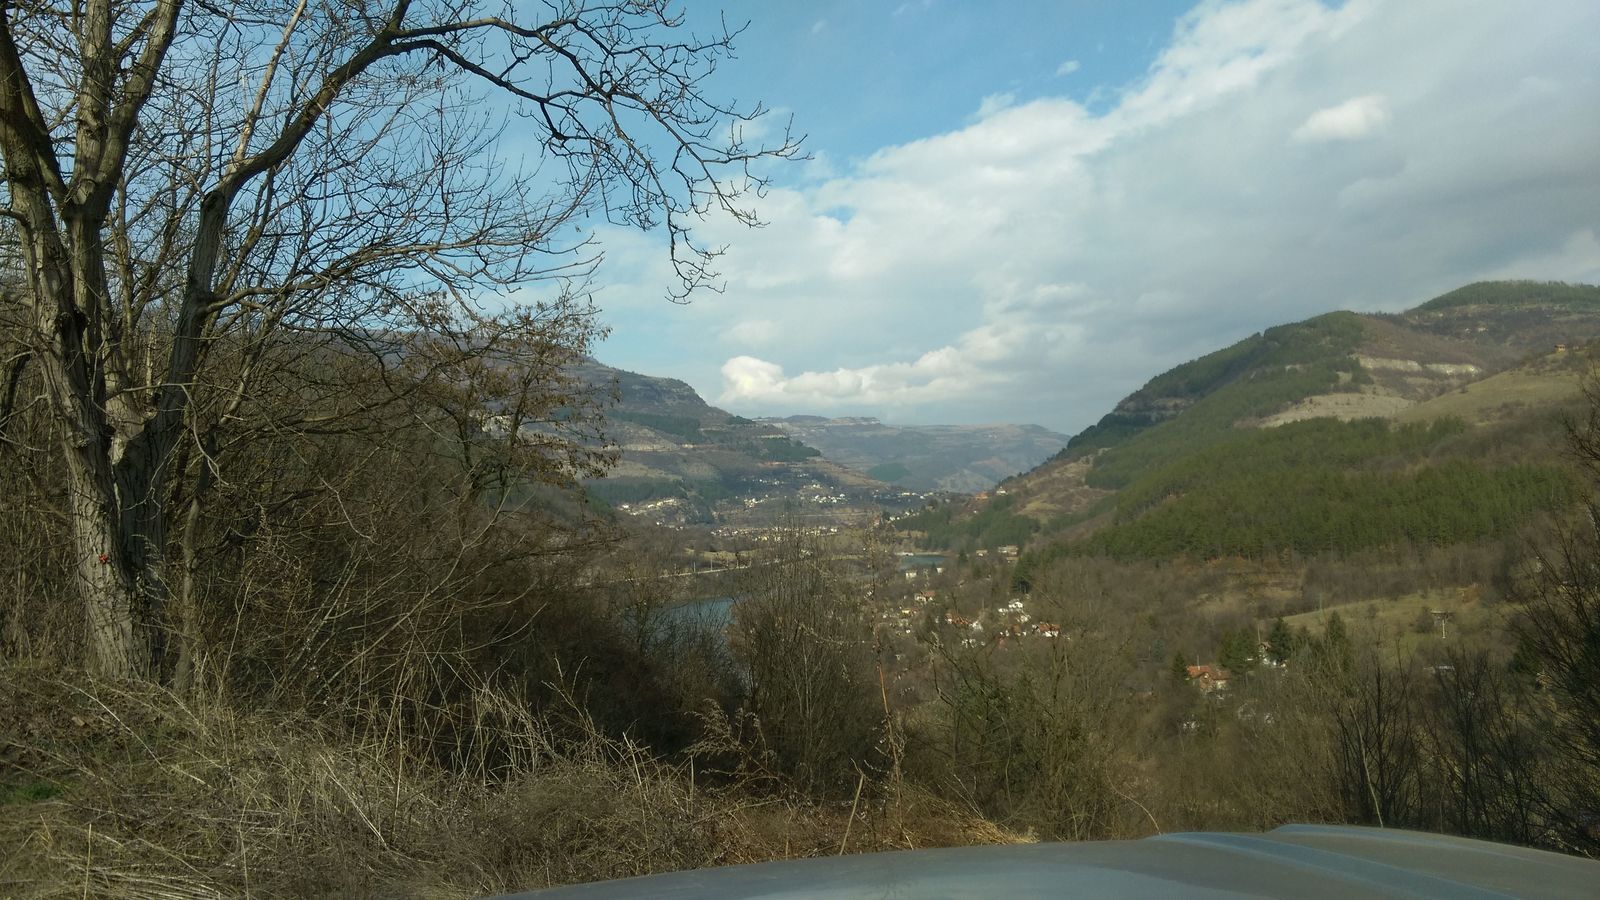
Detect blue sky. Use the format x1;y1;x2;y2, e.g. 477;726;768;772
570;0;1600;433
690;1;1194;158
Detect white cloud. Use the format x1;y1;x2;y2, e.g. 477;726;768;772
973;92;1017;119
720;356;788;400
1479;229;1600;284
1292;94;1390;142
1056;59;1081;76
596;0;1600;430
722;318;782;346
719;337;1004;409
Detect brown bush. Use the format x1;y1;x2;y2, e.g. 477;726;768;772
0;666;1022;898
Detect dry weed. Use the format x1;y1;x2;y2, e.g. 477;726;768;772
0;666;1019;898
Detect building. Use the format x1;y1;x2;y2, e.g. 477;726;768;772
1185;664;1233;693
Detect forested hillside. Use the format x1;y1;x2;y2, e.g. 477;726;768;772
1057;420;1578;562
959;281;1600;566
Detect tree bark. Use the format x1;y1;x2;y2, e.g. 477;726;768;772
29;223;170;680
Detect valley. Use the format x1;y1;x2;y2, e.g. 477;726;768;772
586;281;1599;689
8;4;1599;893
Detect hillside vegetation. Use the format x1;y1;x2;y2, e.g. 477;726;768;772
1414;279;1600;311
1073;312;1369;489
998;280;1600;528
908;281;1598;577
572;360;872;524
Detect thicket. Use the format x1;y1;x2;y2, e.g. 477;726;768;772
868;462;912;483
1023;416;1583;566
584;477;735;513
754;435;824;462
0;334;1016;894
1083;461;1578;560
1111;417;1464;519
1415;280;1600;312
895;495;1040;551
613;411;705;441
1063;311;1366;466
971;533;1600;855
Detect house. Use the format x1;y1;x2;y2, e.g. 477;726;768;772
1554;343;1568;353
913;591;937;604
1185;664;1232;693
1034;622;1060;638
997;545;1020;560
1007;599;1025;612
944;611;973;629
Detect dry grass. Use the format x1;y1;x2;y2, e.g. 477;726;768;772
1274;586;1500;654
1394;355;1584;427
0;665;1020;899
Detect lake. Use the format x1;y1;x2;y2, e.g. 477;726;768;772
662;595;737;631
897;553;947;571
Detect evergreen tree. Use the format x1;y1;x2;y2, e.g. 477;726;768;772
1267;617;1295;664
1170;651;1191;684
1219;629;1257;675
1319;611;1353;671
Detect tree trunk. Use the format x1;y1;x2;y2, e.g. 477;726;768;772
27;222;171;681
65;456;144;678
41;350;172;681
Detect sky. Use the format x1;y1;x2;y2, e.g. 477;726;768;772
569;0;1600;434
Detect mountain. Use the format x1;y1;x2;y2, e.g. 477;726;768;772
571;360;901;527
758;416;1070;493
909;280;1600;556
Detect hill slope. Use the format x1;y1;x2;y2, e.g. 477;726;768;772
925;280;1600;556
760;416;1069;492
572;360;895;526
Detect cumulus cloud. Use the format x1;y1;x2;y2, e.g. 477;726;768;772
1292;94;1390;142
598;0;1600;431
1056;59;1081;76
719;337;1004;408
721;318;782;346
973;92;1017;119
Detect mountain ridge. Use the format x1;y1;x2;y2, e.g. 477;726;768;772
916;280;1600;556
571;359;894;527
760;416;1069;493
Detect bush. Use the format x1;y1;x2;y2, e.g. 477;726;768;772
0;665;1024;897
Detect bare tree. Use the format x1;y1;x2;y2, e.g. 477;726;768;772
1508;375;1600;851
728;526;881;796
0;0;796;681
1324;647;1424;830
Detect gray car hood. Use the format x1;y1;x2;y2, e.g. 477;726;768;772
499;824;1599;899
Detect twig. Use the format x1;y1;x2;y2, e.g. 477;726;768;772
838;771;865;855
